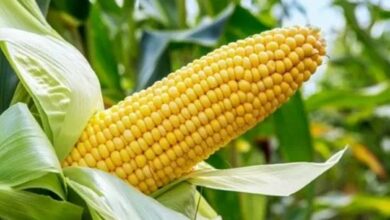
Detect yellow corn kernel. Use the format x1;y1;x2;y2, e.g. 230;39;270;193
135;169;145;181
128;174;139;185
98;144;110;159
78;158;87;166
135;155;147;168
71;149;81;161
111;151;122;166
77;143;87;156
115;167;127;179
96;161;108;171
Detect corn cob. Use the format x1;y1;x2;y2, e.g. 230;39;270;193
63;26;326;194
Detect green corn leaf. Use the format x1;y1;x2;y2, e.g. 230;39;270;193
0;51;18;114
0;103;61;188
274;92;313;162
306;83;390;111
36;0;51;15
87;3;123;97
0;28;103;160
0;0;49;118
136;0;182;28
0;187;82;220
185;148;346;196
136;5;234;90
64;167;189;220
0;0;55;35
15;173;66;200
274;92;315;218
155;182;220;219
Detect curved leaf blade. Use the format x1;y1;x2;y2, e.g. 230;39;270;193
64;167;189;220
0;28;104;160
0;187;82;220
186;148;346;196
136;5;234;90
15;173;66;200
0;103;61;187
155;182;220;220
0;0;55;35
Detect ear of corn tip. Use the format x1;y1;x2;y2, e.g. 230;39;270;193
63;26;326;194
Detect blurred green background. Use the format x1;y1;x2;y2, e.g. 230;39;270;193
18;0;390;219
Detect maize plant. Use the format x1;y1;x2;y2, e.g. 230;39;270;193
0;1;346;219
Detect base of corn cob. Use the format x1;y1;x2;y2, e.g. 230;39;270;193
63;26;326;194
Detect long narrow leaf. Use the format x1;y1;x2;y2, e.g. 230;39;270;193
274;92;313;161
186;148;346;196
273;92;315;217
87;4;122;95
306;83;390;111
